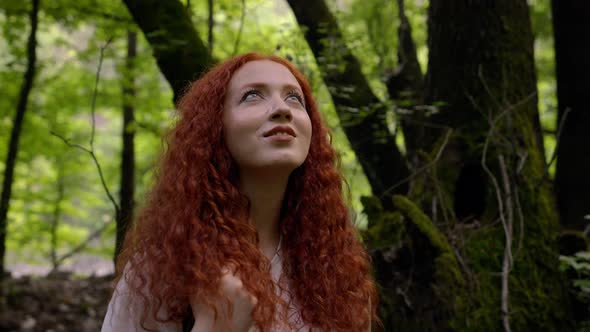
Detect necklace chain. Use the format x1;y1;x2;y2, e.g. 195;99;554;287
270;234;283;265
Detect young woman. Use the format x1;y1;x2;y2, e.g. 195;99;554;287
101;53;377;332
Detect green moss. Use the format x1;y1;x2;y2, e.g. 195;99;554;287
392;185;572;331
392;195;466;310
393;195;452;254
361;195;404;248
455;167;571;331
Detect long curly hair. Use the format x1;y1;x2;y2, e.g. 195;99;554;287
115;53;378;331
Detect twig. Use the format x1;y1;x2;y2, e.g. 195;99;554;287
50;38;118;269
52;221;112;267
50;132;119;212
90;37;114;149
380;129;453;197
480;102;506;331
544;107;571;175
499;155;513;332
513;180;525;261
482;138;510;332
50;161;65;269
478;65;503;111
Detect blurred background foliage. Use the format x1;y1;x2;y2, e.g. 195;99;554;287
0;0;561;274
2;0;588;330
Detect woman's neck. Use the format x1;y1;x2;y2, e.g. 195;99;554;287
238;169;289;260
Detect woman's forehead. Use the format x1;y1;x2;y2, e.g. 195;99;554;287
229;60;302;92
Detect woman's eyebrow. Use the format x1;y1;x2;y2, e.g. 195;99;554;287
238;82;302;94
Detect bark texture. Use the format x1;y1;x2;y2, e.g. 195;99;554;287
363;1;578;330
121;0;213;103
287;0;410;209
0;0;40;276
552;0;590;231
413;0;572;330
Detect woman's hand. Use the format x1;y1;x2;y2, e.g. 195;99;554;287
190;267;258;332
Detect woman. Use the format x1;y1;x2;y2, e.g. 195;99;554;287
102;53;378;332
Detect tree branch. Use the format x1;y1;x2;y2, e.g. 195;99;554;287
50;38;120;268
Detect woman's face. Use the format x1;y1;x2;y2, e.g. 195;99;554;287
223;60;312;174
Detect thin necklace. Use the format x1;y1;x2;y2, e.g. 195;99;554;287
270;234;283;265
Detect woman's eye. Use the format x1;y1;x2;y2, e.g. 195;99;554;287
286;92;304;106
240;90;261;102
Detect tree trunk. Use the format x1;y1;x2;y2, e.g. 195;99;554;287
121;0;213;103
403;0;572;330
386;0;424;168
115;30;137;264
552;0;590;231
286;0;410;209
0;0;40;277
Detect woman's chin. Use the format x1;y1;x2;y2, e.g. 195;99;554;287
242;159;304;175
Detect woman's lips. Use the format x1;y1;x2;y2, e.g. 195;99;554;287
263;125;296;137
265;133;295;142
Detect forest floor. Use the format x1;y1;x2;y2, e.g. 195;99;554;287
0;256;114;332
0;272;113;332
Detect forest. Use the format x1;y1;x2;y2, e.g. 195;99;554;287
0;0;589;331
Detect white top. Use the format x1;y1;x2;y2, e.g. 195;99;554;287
101;248;310;332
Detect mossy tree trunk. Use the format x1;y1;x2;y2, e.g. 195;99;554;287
552;0;590;231
364;0;577;330
405;0;573;330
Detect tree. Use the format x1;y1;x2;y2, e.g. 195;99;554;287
121;0;213;103
402;0;571;330
552;0;590;231
115;30;137;263
0;0;39;276
286;0;410;209
386;0;424;167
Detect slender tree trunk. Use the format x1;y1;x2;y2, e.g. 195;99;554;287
552;0;590;231
115;30;137;264
286;0;410;209
0;0;40;277
386;0;424;167
50;162;65;270
121;0;213;103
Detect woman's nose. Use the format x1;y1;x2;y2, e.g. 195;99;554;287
270;98;292;121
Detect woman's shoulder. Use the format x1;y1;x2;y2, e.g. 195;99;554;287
101;267;182;332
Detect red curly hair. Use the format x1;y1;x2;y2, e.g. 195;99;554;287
115;53;378;331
